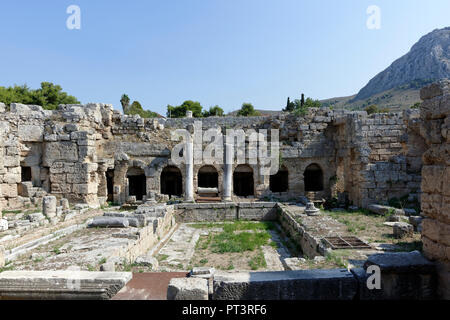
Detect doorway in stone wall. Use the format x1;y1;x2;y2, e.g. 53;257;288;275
127;167;146;201
233;165;254;197
106;169;115;202
161;166;182;197
304;163;324;192
270;166;289;192
198;165;218;189
21;166;32;183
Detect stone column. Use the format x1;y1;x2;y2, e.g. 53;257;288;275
43;196;57;218
222;143;233;202
185;139;194;202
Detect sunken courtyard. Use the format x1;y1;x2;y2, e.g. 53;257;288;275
0;81;449;300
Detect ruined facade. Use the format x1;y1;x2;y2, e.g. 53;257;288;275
419;80;450;299
0;100;425;213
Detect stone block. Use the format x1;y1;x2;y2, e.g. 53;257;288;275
135;255;159;270
0;271;132;300
0;219;8;232
43;142;78;166
356;251;436;300
421;165;444;193
88;217;129;228
18;125;44;142
368;204;403;216
393;222;414;239
213;269;357;300
60;198;70;211
422;218;450;247
27;212;45;222
43;196;57;218
0;184;18;198
167;277;209;300
72;183;97;195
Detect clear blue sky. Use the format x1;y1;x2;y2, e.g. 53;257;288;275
0;0;449;114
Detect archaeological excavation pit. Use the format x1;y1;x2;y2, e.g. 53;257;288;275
2;80;448;300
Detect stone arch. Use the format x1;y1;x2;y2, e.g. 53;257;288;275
197;165;219;189
161;165;183;197
270;165;289;193
127;166;146;201
233;164;254;197
304;163;324;192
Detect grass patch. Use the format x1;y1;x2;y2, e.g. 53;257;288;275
248;250;267;270
2;210;22;215
210;230;271;253
326;250;349;269
0;265;14;273
222;221;275;233
157;254;169;262
190;222;222;229
87;264;97;271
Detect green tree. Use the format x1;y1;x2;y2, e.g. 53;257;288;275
365;105;379;115
203;105;224;117
126;100;159;118
302;97;321;108
120;94;130;114
167;100;203;118
237;103;260;117
283;97;295;112
288;96;322;116
365;104;390;114
0;82;79;110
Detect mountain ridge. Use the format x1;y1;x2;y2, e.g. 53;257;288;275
353;27;450;102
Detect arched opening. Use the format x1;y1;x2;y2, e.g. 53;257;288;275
304;164;324;192
198;166;218;189
21;166;32;182
233;165;254;197
127;167;146;201
270;166;289;192
161;166;182;197
106;169;115;202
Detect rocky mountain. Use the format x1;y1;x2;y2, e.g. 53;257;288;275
353;27;450;102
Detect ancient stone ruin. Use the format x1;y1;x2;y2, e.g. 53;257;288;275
0;80;449;300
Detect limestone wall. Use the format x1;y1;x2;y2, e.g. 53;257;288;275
0;101;422;210
332;110;424;207
419;80;450;299
0;103;114;208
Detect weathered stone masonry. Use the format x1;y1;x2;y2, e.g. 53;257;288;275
419;80;450;299
0;102;425;214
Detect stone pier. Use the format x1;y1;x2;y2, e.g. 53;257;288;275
222;143;233;202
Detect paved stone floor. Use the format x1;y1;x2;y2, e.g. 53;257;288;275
112;272;188;300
